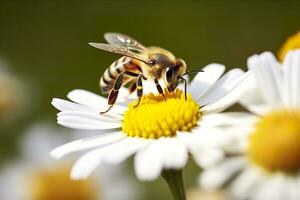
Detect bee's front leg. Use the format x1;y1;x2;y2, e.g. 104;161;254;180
154;77;166;101
134;74;143;108
178;76;187;101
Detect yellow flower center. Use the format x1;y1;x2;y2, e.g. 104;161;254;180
248;110;300;173
122;89;201;139
278;31;300;62
28;164;98;200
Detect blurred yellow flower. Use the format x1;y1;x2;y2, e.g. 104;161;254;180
278;31;300;62
187;188;229;200
248;110;300;173
29;163;97;200
0;79;15;116
0;123;138;200
0;60;28;122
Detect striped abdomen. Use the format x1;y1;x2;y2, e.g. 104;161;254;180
100;56;141;93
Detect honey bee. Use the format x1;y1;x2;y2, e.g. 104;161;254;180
90;33;200;114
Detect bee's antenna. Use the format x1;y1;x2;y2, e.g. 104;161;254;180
178;76;187;100
182;69;204;76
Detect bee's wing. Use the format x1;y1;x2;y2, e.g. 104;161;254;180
89;43;153;65
104;32;146;50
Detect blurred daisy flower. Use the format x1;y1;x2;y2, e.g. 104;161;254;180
0;122;137;200
50;62;250;198
278;31;300;62
199;50;300;200
0;59;28;122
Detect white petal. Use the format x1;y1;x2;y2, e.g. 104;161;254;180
190;126;235;148
230;167;263;200
236;71;274;115
67;89;108;107
134;140;163;181
282;50;300;108
227;124;255;138
58;121;115;130
158;137;188;169
67;89;127;113
197;68;243;103
134;137;188;181
71;137;147;179
199;157;246;190
57;114;121;130
247;52;282;106
67;87;137;106
58;110;122;122
177;130;226;166
192;148;224;169
102;138;148;165
252;175;286;200
200;112;258;127
282;51;294;107
199;69;247;113
282;177;300;200
50;132;125;159
239;83;275;115
188;64;225;99
52;98;94;112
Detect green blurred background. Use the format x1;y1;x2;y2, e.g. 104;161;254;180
0;0;300;199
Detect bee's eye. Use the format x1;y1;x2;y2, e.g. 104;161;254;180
166;67;174;83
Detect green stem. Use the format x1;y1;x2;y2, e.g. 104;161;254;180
161;169;186;200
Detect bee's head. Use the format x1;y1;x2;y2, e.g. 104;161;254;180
164;59;186;92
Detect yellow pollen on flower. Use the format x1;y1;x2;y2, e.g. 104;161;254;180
278;31;300;62
122;89;201;139
28;164;98;200
248;110;300;173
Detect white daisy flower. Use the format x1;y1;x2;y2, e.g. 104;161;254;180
50;62;250;185
199;50;300;200
0;122;138;200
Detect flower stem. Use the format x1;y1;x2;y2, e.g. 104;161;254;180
161;169;186;200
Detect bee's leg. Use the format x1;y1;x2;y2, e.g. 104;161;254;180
134;74;143;108
100;72;126;114
100;105;113;114
178;76;187;100
101;71;140;114
154;77;166;101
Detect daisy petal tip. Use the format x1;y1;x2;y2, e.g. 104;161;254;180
260;51;274;58
70;170;86;181
206;63;225;69
198;173;219;191
49;149;61;160
70;165;86;180
66;89;81;99
88;42;97;47
135;170;160;181
51;98;60;108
